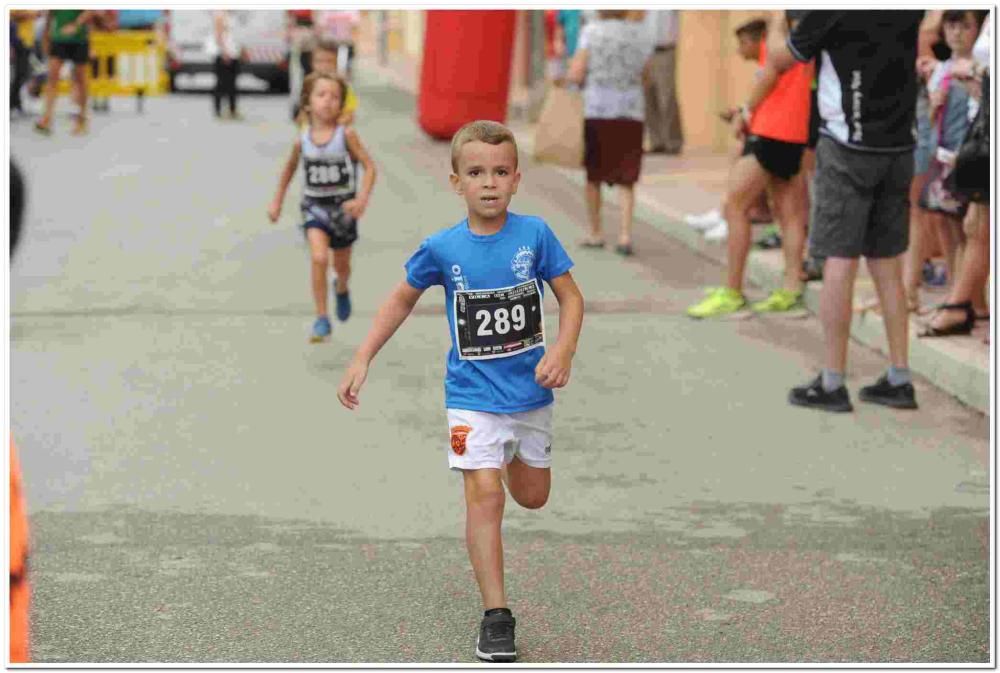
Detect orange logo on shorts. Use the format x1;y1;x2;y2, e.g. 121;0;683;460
451;425;472;455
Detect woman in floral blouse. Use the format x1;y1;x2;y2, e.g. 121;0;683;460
568;10;655;256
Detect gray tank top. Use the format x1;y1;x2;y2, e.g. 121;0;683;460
300;125;357;200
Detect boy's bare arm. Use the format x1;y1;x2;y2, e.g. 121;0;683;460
355;280;423;363
343;128;377;219
535;271;584;389
268;142;301;222
338;280;424;409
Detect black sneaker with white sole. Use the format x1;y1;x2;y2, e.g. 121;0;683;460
788;375;853;413
859;374;918;409
475;608;517;663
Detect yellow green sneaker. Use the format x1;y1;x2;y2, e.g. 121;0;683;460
751;288;805;313
687;287;747;319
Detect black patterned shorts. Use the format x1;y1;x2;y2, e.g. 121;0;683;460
301;197;358;250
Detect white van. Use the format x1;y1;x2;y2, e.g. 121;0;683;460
166;10;290;92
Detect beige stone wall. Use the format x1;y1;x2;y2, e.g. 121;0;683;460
366;9;777;154
401;10;423;58
372;10;423;58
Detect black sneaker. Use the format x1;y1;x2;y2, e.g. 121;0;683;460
475;608;516;663
788;375;853;413
859;374;918;409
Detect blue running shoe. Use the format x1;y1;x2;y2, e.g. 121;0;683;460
310;316;332;343
335;291;352;322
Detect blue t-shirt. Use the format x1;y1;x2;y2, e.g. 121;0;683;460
405;212;574;414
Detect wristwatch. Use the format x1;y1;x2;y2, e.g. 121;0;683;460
739;104;752;124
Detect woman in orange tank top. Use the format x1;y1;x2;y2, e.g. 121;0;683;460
749;40;814;145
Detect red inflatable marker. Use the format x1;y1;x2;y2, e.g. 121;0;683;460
418;10;517;140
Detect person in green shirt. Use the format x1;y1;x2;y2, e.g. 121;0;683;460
35;10;93;135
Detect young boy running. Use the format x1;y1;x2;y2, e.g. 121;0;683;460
269;72;376;342
687;12;813;319
337;121;584;662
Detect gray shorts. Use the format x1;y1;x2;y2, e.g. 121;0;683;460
809;136;913;260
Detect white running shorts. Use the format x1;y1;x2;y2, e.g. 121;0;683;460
446;404;553;471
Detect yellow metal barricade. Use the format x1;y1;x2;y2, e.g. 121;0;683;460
57;30;168;111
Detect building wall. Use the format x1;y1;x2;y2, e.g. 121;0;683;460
677;10;775;153
369;9;776;154
401;10;423;58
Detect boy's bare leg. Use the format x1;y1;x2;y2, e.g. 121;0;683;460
724;155;770;292
306;229;331;316
505;456;550;510
332;247;351;293
463;468;507;610
771;173;808;293
585;181;602;243
618;184;635;247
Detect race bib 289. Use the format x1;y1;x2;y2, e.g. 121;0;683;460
453;279;545;361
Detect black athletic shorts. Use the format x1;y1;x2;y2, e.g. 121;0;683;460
50;41;89;64
301;197;358;250
742;134;805;181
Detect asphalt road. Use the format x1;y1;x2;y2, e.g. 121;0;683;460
9;76;990;664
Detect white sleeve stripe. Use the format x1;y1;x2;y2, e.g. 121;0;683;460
787;37;809;63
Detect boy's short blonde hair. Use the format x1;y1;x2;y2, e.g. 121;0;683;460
450;120;519;173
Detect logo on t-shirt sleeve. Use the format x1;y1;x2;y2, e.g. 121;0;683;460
450;264;469;291
511;246;536;281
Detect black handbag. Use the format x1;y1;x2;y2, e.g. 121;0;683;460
949;74;989;203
